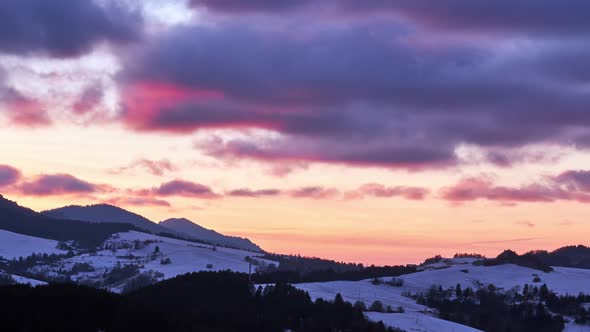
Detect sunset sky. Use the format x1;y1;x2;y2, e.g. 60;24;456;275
1;0;590;265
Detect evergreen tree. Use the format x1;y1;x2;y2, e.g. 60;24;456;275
540;284;549;300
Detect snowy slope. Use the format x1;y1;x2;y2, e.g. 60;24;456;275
11;274;46;286
52;231;277;291
297;280;481;332
296;259;590;332
0;230;67;259
399;262;590;296
366;312;481;332
112;231;273;278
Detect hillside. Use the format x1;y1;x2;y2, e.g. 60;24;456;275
0;195;136;248
159;218;262;252
295;258;590;332
0;230;277;292
43;205;263;252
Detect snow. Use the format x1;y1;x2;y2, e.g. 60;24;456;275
55;231;278;290
114;231;276;278
565;322;590;332
0;230;67;259
398;263;590;296
366;312;482;332
11;274;46;286
296;260;590;332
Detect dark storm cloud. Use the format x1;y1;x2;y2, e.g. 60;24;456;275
191;0;590;36
118;5;590;169
0;0;143;57
190;0;313;13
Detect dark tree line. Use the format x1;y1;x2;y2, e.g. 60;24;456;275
0;271;401;332
417;284;570;332
254;253;417;283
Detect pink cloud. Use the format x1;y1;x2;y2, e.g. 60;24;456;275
289;186;340;200
226;188;281;197
110;158;178;176
154;180;220;199
19;174;102;196
0;165;21;187
105;196;171;207
346;183;429;200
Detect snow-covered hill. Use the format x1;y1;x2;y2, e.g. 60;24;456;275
18;230;277;292
159;218;262;252
0;229;67;259
295;258;590;332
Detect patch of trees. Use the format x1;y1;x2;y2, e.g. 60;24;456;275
103;263;140;286
0;253;72;283
128;271;402;332
453;253;485;259
0;271;404;331
528;246;590;269
417;283;566;332
253;253;417;283
482;250;553;272
70;262;95;275
0;272;15;286
543;287;590;325
121;270;164;294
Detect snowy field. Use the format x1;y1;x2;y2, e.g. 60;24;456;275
366;312;482;332
58;231;277;289
0;230;67;259
399;262;590;296
296;258;590;332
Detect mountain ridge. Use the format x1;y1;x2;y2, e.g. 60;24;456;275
43;204;262;252
159;217;262;252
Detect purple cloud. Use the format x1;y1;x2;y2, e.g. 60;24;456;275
289;186;339;200
346;183;429;200
555;170;590;192
226;188;281;197
0;0;143;57
0;165;21;187
19;174;100;196
120;20;590;170
191;0;590;36
154;180;219;199
110;159;178;176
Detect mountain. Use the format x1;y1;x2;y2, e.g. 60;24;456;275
43;204;168;235
43;205;263;252
159;218;262;252
0;195;135;248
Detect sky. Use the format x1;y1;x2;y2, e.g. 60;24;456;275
1;0;590;265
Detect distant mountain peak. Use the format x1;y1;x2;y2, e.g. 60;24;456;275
160;217;194;224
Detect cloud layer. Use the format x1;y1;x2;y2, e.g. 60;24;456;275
118;5;590;170
0;0;143;57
